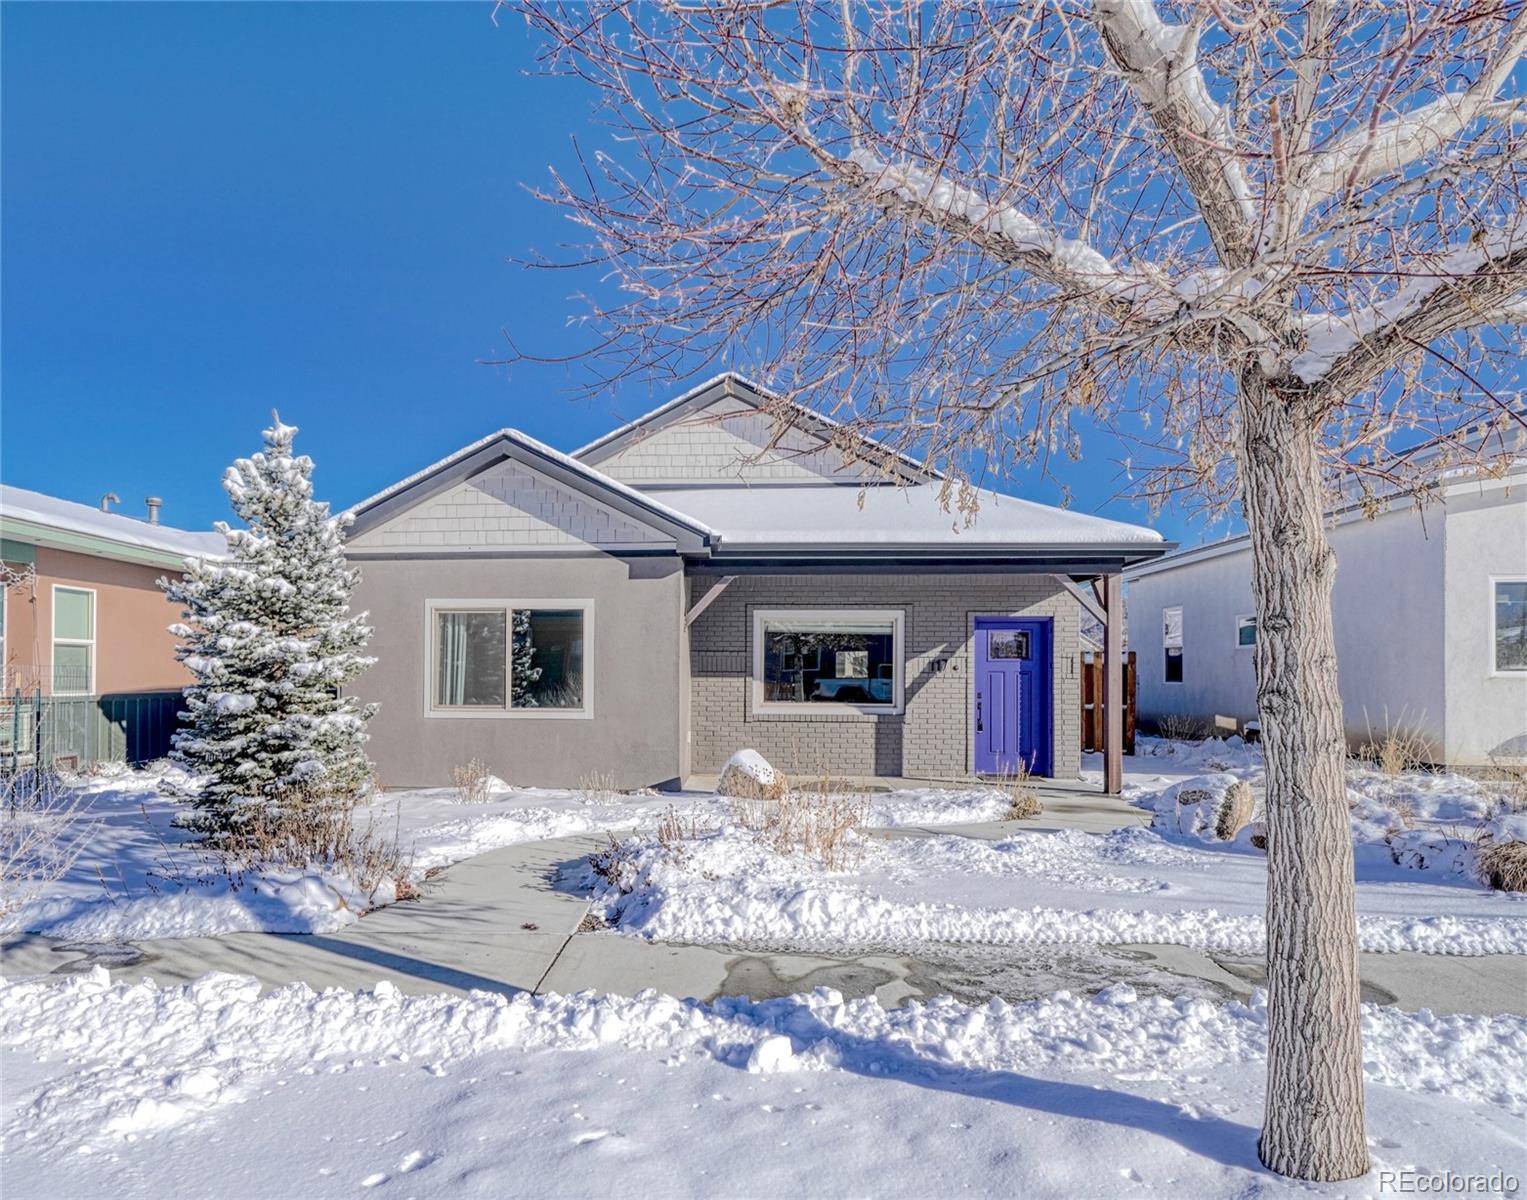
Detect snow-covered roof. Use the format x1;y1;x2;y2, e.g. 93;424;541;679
655;484;1163;550
0;484;226;563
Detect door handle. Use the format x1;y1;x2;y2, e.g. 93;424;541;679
976;692;983;732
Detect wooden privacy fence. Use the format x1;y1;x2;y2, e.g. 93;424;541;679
1080;650;1136;755
1;689;186;773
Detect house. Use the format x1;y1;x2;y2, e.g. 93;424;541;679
345;374;1170;792
1125;463;1527;767
0;485;225;767
0;485;224;697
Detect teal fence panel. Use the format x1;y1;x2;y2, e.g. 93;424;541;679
1;690;185;771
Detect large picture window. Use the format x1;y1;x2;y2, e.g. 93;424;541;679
428;601;588;716
752;609;903;713
1494;579;1527;673
53;586;95;694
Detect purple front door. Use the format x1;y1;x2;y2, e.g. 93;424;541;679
973;617;1052;776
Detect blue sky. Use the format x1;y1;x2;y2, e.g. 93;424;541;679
3;2;1206;544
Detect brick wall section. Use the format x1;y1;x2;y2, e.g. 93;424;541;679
688;572;1081;780
348;461;673;553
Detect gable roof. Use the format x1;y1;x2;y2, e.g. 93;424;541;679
0;484;226;569
346;379;1169;572
345;427;715;551
572;372;943;484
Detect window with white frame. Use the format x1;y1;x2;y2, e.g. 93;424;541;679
1494;579;1527;673
1162;605;1184;683
1235;615;1257;648
53;586;95;694
752;609;903;712
428;601;588;715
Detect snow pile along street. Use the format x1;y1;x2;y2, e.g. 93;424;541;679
2;969;1524;1198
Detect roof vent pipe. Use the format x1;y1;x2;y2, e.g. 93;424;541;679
100;492;121;513
145;496;163;525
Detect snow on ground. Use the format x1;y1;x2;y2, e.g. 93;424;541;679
582;738;1525;956
0;766;1016;942
0;767;712;942
584;820;1525;955
3;968;1524;1199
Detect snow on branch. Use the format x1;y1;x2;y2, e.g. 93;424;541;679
1293;217;1527;384
840;148;1178;323
1094;0;1256;266
1304;15;1527;209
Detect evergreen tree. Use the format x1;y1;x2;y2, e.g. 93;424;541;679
164;415;377;833
510;610;542;708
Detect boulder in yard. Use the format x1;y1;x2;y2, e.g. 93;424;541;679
1145;773;1260;843
718;749;787;802
1215;779;1255;840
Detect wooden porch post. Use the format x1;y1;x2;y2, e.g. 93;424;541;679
1103;572;1123;795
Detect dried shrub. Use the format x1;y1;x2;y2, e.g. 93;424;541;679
999;763;1043;820
737;767;867;870
589;834;642;893
1157;715;1212;744
576;770;619;806
718;754;788;802
449;759;494;804
215;783;415;907
1476;837;1527;893
1481;766;1527;815
1215;779;1256;840
1;769;87;918
1358;714;1430;777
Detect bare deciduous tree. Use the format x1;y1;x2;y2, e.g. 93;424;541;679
511;0;1525;1180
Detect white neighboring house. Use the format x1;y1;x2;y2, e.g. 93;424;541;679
1125;464;1527;767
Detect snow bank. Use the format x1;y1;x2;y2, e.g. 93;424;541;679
5;968;1524;1156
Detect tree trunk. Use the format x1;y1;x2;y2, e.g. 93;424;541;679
1237;372;1369;1182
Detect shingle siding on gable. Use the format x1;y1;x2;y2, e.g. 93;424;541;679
687;572;1081;780
594;397;880;485
347;460;675;553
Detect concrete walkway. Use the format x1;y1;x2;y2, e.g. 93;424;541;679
4;823;1523;1016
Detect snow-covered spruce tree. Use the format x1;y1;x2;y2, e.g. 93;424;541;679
164;415;377;835
519;1;1524;1181
510;609;542;708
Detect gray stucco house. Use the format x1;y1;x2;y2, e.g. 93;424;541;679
346;375;1168;790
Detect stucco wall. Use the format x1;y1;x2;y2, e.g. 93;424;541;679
687;573;1081;781
2;546;191;695
349;554;687;789
1442;483;1527;763
1129;505;1451;755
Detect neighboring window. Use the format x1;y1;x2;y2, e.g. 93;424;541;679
53;586;95;694
754;609;903;712
430;602;587;714
1163;605;1184;683
1236;615;1257;648
1495;579;1527;673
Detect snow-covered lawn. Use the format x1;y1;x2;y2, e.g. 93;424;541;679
4;967;1525;1199
0;766;1014;942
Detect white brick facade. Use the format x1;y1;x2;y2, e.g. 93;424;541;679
687;572;1082;780
347;461;675;553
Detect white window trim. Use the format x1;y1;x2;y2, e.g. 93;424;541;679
751;607;905;716
422;598;594;720
1234;614;1257;650
1489;575;1527;678
51;584;96;696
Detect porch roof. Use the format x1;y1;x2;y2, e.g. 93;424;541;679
658;483;1170;573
